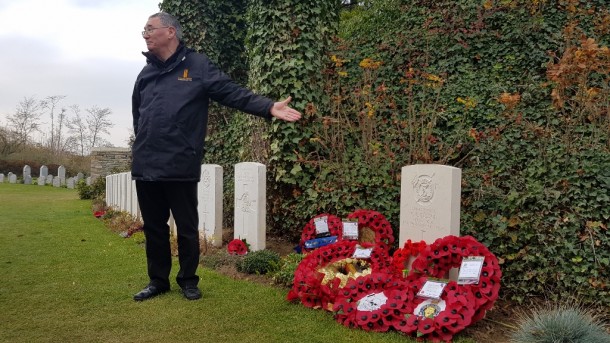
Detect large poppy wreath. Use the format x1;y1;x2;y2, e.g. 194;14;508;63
287;240;392;311
408;235;502;324
290;220;502;342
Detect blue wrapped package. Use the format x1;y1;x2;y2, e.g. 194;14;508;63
304;236;338;250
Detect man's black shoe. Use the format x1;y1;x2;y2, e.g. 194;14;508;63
181;285;202;300
133;285;169;301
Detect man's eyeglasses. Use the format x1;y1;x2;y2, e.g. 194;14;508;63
141;26;169;36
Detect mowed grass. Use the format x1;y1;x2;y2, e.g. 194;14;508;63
0;184;483;343
0;184;431;343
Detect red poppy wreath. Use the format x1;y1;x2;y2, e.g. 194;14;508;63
346;209;395;251
333;273;413;332
287;240;392;311
299;213;344;252
408;235;502;324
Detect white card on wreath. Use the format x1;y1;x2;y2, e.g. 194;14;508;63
314;216;329;235
417;280;447;299
457;256;484;285
352;245;373;259
342;220;359;240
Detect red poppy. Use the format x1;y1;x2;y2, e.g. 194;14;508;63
227;239;248;255
93;210;105;218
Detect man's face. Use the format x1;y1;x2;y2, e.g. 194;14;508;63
142;17;170;55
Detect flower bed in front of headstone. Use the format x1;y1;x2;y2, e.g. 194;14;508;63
288;210;501;343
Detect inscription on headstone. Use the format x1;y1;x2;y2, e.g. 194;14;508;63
234;162;266;251
399;164;461;246
198;164;223;247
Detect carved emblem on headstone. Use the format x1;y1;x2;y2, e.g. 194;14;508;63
412;174;436;205
201;170;211;189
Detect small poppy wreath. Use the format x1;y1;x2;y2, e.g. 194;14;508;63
409;235;502;325
227;238;249;255
346;209;395;251
391;239;427;277
287;240;392;310
299;213;344;252
395;276;477;342
333;273;413;332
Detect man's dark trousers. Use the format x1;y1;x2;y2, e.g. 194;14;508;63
135;181;200;290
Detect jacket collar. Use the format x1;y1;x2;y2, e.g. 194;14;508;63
142;42;187;69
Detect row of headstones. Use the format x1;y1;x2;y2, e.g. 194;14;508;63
0;165;90;189
106;163;461;252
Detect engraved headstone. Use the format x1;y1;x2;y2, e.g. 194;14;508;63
9;173;17;184
0;173;4;183
40;165;48;179
58;165;66;185
38;176;45;186
234;162;266;251
399;164;461;246
24;175;32;185
23;165;31;180
46;174;54;184
198;164;223;247
67;177;75;189
76;172;84;182
53;176;61;187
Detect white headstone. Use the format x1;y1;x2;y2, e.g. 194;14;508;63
9;173;17;184
46;175;53;184
37;176;45;186
234;162;266;251
86;177;92;186
58;166;66;185
23;165;31;179
67;177;75;189
24;175;32;185
76;172;84;182
399;164;461;246
0;173;4;183
198;164;223;247
53;176;61;187
40;165;48;178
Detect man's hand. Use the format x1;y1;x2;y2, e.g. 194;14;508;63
270;96;302;122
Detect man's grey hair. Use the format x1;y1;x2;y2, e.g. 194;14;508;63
149;12;183;41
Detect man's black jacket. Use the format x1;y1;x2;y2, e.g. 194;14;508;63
131;44;273;182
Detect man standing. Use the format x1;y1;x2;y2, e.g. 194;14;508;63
132;12;301;301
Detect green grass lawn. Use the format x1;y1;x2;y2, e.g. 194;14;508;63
0;184;477;343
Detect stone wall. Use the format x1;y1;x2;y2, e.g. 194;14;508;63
90;147;131;181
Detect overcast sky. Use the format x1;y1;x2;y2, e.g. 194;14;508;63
0;0;163;147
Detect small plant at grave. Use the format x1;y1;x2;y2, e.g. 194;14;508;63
101;210;140;236
271;253;305;288
236;249;281;275
510;304;610;343
200;249;244;270
77;177;106;200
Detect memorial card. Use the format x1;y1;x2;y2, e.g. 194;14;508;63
342;219;359;240
417;280;447;299
352;245;373;259
457;256;484;285
314;216;330;237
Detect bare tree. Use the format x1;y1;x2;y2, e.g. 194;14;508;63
6;96;42;147
86;105;114;149
40;95;66;153
67;105;89;156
